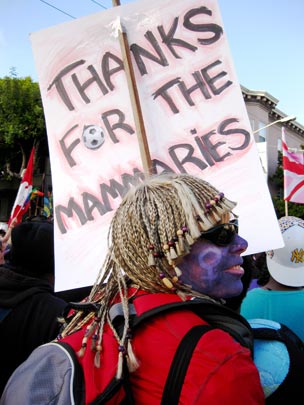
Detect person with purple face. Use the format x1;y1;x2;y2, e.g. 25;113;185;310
1;173;264;405
178;216;247;299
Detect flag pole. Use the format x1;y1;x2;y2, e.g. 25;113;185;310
282;127;288;216
112;0;154;176
285;200;288;216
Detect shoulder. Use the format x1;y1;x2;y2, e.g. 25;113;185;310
245;288;267;297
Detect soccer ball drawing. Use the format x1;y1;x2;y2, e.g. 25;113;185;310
82;125;105;150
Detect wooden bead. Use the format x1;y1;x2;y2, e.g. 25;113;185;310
162;277;173;289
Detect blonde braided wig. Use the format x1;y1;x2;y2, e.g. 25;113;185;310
60;173;237;376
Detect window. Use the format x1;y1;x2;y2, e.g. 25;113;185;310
257;121;267;142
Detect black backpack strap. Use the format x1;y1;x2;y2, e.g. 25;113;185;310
120;361;135;405
121;299;254;356
161;324;214;405
90;357;134;405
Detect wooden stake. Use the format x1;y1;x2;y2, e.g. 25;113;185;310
112;0;153;175
285;200;288;216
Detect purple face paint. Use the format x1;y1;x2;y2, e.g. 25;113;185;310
178;233;248;299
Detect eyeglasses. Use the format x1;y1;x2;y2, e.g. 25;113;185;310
199;219;239;246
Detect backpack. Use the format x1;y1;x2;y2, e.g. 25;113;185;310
58;295;255;404
1;294;304;404
249;318;304;404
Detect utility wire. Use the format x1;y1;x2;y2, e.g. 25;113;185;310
89;0;108;10
39;0;76;19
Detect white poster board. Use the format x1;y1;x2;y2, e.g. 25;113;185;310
30;0;283;291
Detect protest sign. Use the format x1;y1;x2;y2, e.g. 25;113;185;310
30;0;283;291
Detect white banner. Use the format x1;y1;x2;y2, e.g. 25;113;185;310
30;0;283;291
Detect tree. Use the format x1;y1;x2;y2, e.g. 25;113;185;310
0;75;48;180
269;151;304;219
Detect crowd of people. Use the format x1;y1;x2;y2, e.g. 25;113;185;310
0;172;304;404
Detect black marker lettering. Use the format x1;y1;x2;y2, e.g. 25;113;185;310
157;17;197;58
71;65;109;104
201;131;230;162
48;60;86;111
101;109;135;143
168;143;208;172
183;6;223;45
59;124;80;168
178;71;212;105
55;169;144;234
152;78;181;113
102;52;125;91
130;31;169;76
55;198;88;234
194;132;216;166
201;60;232;95
219;118;251;150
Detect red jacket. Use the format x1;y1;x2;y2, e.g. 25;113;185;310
128;291;265;404
1;289;265;404
74;290;264;404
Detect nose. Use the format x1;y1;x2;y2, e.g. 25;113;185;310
230;233;248;254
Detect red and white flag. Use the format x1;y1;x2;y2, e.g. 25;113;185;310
8;147;35;225
282;128;304;203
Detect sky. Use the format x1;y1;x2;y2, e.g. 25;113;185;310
1;0;303;125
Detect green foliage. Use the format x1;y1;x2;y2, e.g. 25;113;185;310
270;152;283;187
269;151;304;219
0;76;47;179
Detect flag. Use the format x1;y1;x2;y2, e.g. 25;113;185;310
30;187;44;200
43;196;51;218
8;147;35;225
282;128;304;203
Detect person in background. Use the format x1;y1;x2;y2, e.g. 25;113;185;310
241;216;304;341
0;219;16;265
0;240;4;266
1;173;264;404
0;218;68;394
225;249;304;404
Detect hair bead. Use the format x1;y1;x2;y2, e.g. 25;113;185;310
174;266;182;278
148;244;156;266
162;277;174;289
177;229;185;253
163;243;173;265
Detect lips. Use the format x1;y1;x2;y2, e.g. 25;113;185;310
224;265;245;277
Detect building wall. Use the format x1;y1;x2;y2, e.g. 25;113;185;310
242;86;304;182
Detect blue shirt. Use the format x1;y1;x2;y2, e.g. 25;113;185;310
241;288;304;341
